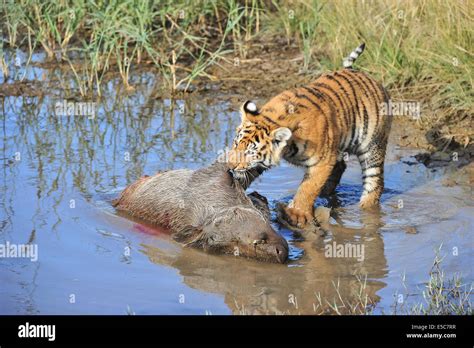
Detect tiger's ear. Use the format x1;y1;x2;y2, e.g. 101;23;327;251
271;127;292;143
240;100;259;121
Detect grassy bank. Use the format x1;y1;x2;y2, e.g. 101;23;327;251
1;0;472;141
312;247;472;315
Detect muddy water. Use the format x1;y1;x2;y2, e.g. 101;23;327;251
1;66;472;314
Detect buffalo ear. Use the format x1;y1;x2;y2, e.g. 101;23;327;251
173;225;204;246
174;222;220;250
248;191;271;218
272;127;292;143
240;100;259;121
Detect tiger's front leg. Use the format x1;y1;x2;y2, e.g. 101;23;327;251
283;159;336;228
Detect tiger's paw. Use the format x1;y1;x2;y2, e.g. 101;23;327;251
276;203;327;237
282;206;313;228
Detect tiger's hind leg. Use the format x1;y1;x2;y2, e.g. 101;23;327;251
357;145;387;209
320;159;346;197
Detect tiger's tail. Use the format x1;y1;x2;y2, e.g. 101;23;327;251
343;43;365;69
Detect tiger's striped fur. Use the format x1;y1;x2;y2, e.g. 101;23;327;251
228;43;392;227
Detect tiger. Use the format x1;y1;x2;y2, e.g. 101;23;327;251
227;43;392;228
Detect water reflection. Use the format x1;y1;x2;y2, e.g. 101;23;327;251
0;74;242;313
138;208;386;314
1;70;472;314
1;76;238;207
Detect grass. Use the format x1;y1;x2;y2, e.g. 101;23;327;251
392;245;473;315
331;246;473;315
232;247;472;315
0;0;241;94
313;274;377;315
0;0;472;131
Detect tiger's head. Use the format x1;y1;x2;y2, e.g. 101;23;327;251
226;100;292;188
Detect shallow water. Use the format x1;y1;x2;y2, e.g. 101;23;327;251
0;68;472;314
